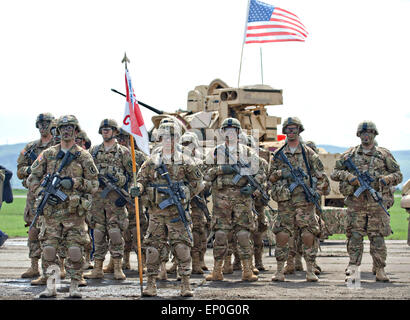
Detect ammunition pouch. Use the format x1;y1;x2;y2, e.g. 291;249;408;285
338;181;355;197
270;180;291;202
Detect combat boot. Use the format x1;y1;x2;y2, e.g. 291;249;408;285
113;258;126;280
313;261;321;275
180;275;194;297
272;261;285;282
142;275;157;297
222;254;233;274
241;259;258;282
254;248;266;271
31;275;48;286
103;256;114;273
295;253;304;271
39;281;56;298
284;256;295;275
205;260;224;281
82;252;92;270
158;262;168;280
345;264;355;276
232;253;241;271
306;261;319;282
59;258;66;279
122;251;131;270
167;260;177;274
78;275;87;287
84;259;104;279
69;280;82;298
199;251;208;271
375;267;389;282
192;252;204;274
21;258;40;278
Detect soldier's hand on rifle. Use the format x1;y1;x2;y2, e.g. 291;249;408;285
60;177;74;190
253;189;262;198
240;184;256;196
281;169;291;179
47;195;59;206
379;175;389;186
347;174;360;187
220;164;235;175
130;186;141;198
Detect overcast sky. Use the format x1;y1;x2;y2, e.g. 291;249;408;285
1;0;409;150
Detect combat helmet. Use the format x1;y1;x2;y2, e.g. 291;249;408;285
221;117;242;130
282;117;304;134
76;130;91;149
98;119;119;134
356;121;378;137
56;115;81;133
35;112;55;128
180;132;199;147
157;122;182;140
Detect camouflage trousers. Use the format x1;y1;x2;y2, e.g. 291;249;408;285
273;201;320;264
123;199;148;253
39;211;89;281
24;191;42;259
345;196;392;268
191;205;208;256
211;187;256;261
143;206;192;276
90;191;129;260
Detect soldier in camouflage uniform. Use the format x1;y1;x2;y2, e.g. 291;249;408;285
84;119;133;281
180;131;210;274
17;113;55;279
269;117;330;282
331;121;402;282
27;115;99;298
400;179;410;246
116;128;148;271
204;118;266;282
131;122;203;297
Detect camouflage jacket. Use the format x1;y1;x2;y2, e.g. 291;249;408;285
331;144;402;205
136;146;203;210
203;143;267;190
89;141;133;189
17;139;54;188
27;144;99;217
269;143;329;204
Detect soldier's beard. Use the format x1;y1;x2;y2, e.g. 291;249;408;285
287;133;299;142
103;135;114;142
39;128;51;137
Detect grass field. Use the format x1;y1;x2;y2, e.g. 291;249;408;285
1;190;409;240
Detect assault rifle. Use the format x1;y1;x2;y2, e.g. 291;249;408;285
192;195;211;222
274;149;324;215
223;146;276;215
24;148;38;164
29;151;76;230
344;156;391;217
153;163;193;241
98;174;133;207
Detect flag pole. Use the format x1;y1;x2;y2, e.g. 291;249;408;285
260;47;264;84
237;0;251;87
122;52;144;296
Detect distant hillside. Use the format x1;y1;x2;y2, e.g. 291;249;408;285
0;143;409;190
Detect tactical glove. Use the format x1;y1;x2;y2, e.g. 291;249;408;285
130;186;141;198
60;177;74;190
240;184;256;196
347;174;360;187
379;176;389;186
220;164;235;175
47;195;59;206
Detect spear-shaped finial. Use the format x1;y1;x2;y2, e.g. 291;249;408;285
122;52;130;70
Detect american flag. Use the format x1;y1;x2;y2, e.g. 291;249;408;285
245;0;308;44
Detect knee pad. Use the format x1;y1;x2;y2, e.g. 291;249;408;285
174;243;190;262
236;230;250;247
68;246;82;263
351;231;363;242
108;228;123;245
94;229;105;243
214;230;227;246
43;246;56;262
28;228;39;241
146;247;159;264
